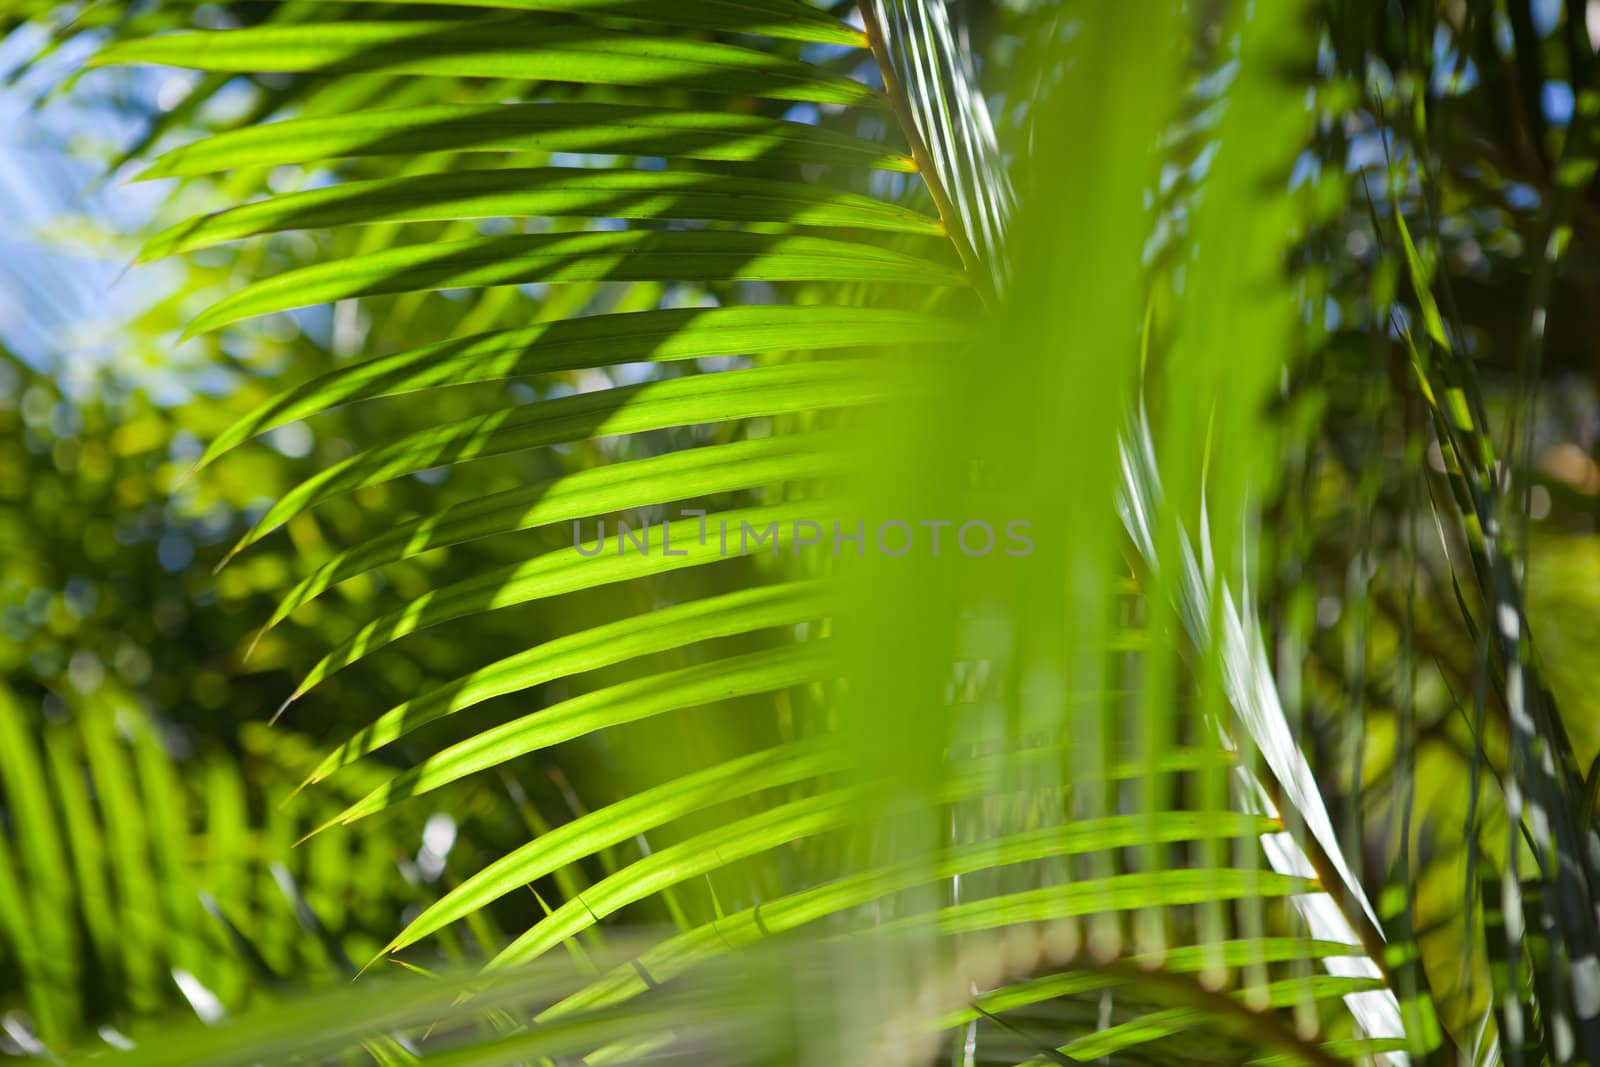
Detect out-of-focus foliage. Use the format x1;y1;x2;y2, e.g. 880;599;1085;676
0;681;475;1051
2;0;1600;1065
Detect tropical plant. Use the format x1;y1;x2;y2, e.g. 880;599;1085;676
3;0;1600;1064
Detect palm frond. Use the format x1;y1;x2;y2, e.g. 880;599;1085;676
24;1;1535;1064
0;684;448;1052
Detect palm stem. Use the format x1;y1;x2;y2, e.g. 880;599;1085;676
856;0;990;302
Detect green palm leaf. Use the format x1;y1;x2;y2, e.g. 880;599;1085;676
184;232;963;336
73;0;1438;1063
143;169;943;259
299;0;868;45
194;305;965;465
136;102;916;180
300;580;831;779
94;21;877;103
